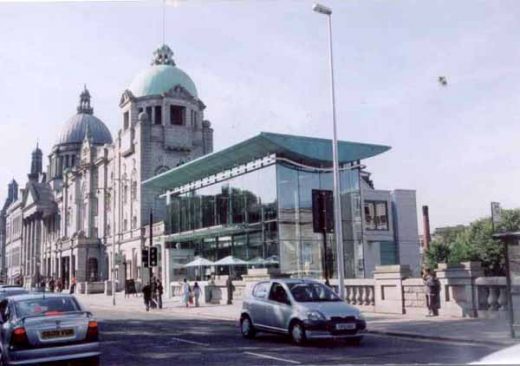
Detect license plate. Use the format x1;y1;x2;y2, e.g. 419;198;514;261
41;329;74;339
335;323;356;330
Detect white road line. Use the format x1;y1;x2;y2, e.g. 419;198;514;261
170;337;210;347
244;351;301;364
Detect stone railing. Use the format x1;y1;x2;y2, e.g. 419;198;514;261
342;280;376;311
475;277;508;319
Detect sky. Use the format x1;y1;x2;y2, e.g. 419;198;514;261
0;0;519;231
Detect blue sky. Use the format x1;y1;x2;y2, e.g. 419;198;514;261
1;0;519;230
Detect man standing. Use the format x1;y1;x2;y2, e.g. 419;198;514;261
226;276;235;305
424;269;441;317
156;279;163;309
142;283;152;312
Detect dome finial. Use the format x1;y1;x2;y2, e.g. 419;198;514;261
77;85;94;115
152;44;175;66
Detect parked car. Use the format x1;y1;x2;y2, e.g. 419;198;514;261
240;279;366;345
0;293;100;365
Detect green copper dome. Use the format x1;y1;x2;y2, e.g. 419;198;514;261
128;45;198;98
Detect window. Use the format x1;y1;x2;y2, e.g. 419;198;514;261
364;201;389;231
252;282;269;300
170;105;185;125
131;181;137;201
132;216;137;229
123;111;129;129
268;283;290;304
145;106;153;122
154;106;162;125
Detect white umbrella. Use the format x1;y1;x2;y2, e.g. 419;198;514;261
184;257;215;281
214;255;247;266
184;257;215;268
247;257;267;266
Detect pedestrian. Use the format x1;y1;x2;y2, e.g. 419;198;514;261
150;278;157;309
49;277;55;292
182;278;190;308
142;283;152;311
156;279;163;309
226;276;235;305
423;269;441;317
193;282;201;307
56;279;63;293
70;276;77;294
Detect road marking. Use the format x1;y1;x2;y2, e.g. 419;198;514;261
244;351;301;364
170;337;209;347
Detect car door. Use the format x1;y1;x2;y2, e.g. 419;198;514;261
266;282;293;332
247;281;271;328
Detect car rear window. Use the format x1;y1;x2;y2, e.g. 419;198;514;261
15;297;80;317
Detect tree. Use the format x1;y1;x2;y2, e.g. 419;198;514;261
424;209;520;275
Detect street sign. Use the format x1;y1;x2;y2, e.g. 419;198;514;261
149;247;158;267
142;248;149;268
491;202;502;231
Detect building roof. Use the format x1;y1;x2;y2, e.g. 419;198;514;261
128;45;198;98
143;132;391;192
56;87;113;146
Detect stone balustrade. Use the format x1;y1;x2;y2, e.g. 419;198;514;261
475;276;509;319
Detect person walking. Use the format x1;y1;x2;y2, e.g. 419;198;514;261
182;279;190;308
424;269;441;317
226;276;235;305
193;282;201;307
142;283;152;312
69;276;77;294
156;279;163;309
49;277;55;293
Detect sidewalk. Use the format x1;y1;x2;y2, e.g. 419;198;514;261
76;293;518;347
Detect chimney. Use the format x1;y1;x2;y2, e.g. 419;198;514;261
422;205;431;250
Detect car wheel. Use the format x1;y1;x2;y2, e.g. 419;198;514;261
347;336;363;346
240;315;256;339
290;321;307;346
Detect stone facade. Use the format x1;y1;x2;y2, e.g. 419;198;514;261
1;44;213;289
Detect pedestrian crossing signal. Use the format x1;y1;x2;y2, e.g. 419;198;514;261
142;248;149;268
150;247;158;267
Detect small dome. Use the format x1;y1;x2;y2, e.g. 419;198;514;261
57;114;113;146
128;45;198;98
56;87;113;146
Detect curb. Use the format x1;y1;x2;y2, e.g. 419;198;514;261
365;329;512;347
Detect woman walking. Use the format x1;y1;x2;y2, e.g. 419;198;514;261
182;278;190;308
193;282;201;307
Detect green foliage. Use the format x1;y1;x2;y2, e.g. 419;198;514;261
424;208;520;276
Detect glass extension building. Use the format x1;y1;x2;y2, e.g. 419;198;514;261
144;132;391;282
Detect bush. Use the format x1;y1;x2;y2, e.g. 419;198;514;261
423;208;520;275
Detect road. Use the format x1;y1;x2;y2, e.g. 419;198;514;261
93;307;500;366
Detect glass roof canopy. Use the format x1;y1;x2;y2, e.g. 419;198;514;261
142;132;391;192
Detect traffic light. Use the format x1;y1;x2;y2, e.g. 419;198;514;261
142;248;149;268
149;247;158;267
312;189;334;233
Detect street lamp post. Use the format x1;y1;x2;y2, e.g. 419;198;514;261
313;3;345;299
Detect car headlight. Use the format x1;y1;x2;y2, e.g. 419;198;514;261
307;310;326;321
357;312;365;321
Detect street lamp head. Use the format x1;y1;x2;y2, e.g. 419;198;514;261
313;3;332;15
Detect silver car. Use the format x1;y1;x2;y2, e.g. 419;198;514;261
0;293;100;365
240;279;366;345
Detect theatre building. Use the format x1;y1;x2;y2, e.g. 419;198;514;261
143;132;421;288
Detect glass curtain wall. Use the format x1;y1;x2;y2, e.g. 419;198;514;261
277;163;363;279
165;164;279;279
165;161;363;281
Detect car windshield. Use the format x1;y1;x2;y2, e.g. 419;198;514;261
15;297;80;317
288;282;341;302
